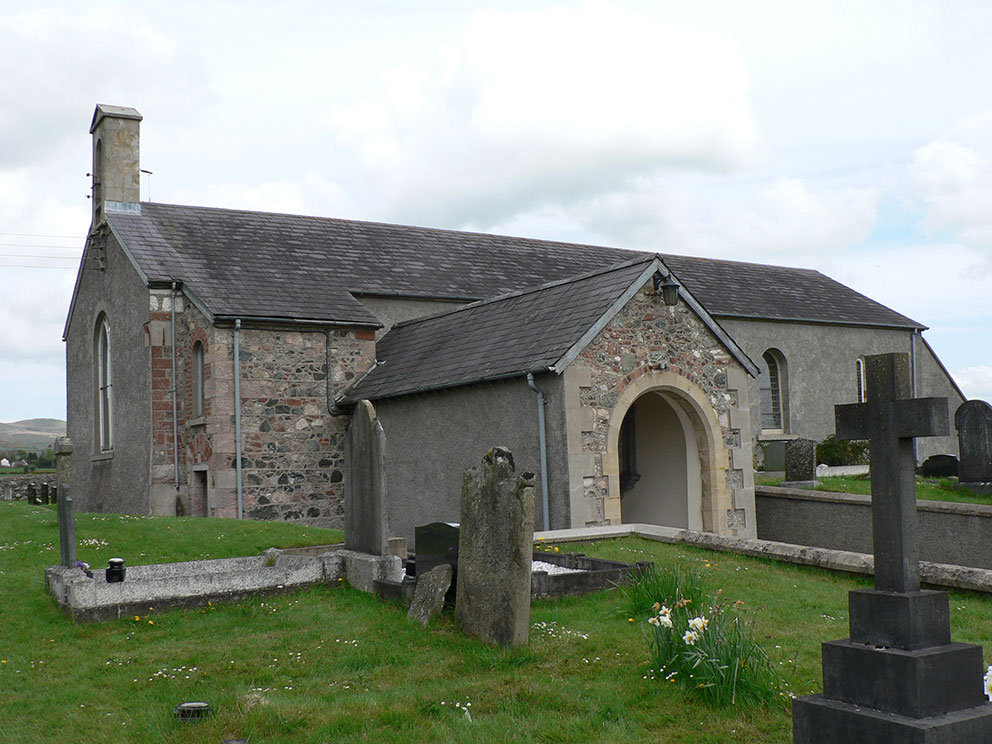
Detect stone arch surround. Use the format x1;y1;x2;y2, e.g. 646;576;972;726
606;370;729;533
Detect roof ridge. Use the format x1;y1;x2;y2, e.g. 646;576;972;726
140;201;641;255
386;254;658;332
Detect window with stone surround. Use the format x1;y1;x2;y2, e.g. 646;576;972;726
759;349;787;432
192;341;205;419
95;314;113;451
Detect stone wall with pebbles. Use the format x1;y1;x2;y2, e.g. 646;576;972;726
563;283;756;536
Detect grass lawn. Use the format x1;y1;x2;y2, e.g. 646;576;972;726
3;500;992;743
755;473;992;506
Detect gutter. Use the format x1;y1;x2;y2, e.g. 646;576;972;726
234;319;244;520
526;372;551;532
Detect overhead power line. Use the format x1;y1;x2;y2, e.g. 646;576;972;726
0;231;84;239
0;264;78;270
0;243;83;250
0;252;81;260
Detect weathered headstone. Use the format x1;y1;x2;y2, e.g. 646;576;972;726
415;522;459;577
455;447;535;647
793;353;992;742
784;438;816;485
916;454;959;478
344;400;389;555
57;486;77;568
955;399;992;487
407;563;453;627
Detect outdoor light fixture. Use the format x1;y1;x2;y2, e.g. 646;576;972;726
653;270;680;306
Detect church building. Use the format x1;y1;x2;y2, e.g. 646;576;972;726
63;105;965;542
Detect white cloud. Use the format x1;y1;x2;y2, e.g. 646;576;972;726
324;1;759;228
955;366;992;403
910;131;992;271
713;178;880;257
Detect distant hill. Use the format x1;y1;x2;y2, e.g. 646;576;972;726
0;419;67;452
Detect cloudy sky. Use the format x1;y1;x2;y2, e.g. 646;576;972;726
2;0;991;422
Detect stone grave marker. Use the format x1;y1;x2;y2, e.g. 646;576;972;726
784;438;816;485
414;522;460;577
57;486;77;568
955;399;992;488
916;454;958;478
455;447;535;647
344;400;389;555
407;563;453;627
793;353;992;742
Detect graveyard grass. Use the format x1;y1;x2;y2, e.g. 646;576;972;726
5;503;992;743
756;473;992;505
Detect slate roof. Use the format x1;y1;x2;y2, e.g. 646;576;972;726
105;201;924;330
339;258;659;402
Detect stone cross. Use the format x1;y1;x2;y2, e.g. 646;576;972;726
834;353;948;593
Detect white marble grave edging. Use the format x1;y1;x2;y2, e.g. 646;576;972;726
534;524;992;595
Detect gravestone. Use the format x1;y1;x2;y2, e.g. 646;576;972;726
415;522;460;577
344;400;389;555
57;486;77;568
793;353;992;742
955;400;992;487
784;438;816;485
455;447;535;647
407;563;453;627
916;454;958;478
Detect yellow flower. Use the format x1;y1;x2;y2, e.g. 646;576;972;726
628;617;634;623
133;616;140;622
148;620;154;625
553;547;559;552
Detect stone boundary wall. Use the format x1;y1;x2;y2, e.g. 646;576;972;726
755;485;992;571
535;523;992;595
1;475;59;501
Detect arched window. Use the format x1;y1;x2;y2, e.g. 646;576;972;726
192;341;205;419
856;358;867;403
95;315;113;451
759;349;787;432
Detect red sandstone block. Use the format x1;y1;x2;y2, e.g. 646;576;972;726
354;329;375;341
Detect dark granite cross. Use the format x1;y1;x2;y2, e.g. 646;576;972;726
834;353;948;593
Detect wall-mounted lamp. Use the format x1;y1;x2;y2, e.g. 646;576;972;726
652;270;680;306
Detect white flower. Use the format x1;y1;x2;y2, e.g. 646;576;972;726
683;630;699;645
984;666;992;701
658;614;673;628
648;616;660;627
688;616;709;633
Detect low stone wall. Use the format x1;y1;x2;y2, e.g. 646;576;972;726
756;485;992;570
536;523;992;594
1;475;59;502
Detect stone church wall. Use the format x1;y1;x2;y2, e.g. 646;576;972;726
145;289;375;528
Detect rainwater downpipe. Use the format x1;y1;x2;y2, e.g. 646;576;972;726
234;319;244;520
911;329;920;462
170;282;179;490
526;372;551;532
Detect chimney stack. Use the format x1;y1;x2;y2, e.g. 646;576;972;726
89;104;142;230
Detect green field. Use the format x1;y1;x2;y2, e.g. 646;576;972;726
2;500;992;743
